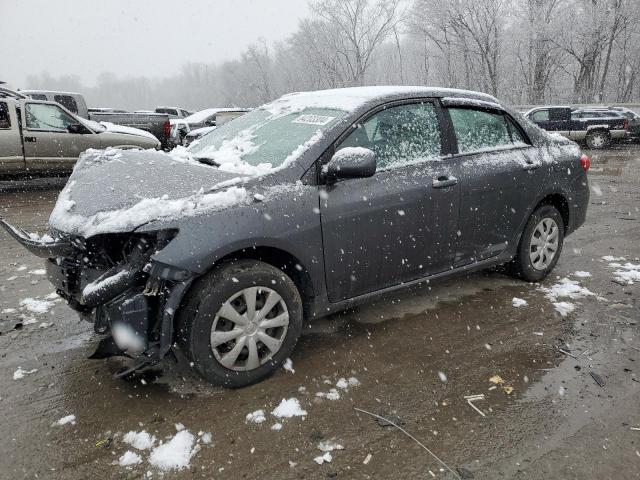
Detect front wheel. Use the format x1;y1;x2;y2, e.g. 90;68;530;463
585;130;611;149
509;205;565;282
176;260;303;388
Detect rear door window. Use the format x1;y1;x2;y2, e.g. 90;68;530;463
53;95;79;114
0;102;10;129
448;108;514;154
338;102;442;170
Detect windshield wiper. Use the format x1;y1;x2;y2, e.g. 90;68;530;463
195;157;220;167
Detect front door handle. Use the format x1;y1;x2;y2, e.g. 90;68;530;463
432;175;458;189
24;136;37;143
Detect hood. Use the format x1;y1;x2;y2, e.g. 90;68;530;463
49;149;252;238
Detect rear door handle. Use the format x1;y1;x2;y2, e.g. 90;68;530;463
432;175;458;189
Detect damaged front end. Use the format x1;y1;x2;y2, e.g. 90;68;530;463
1;216;193;376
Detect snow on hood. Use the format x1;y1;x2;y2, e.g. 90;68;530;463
100;122;159;142
49;148;250;237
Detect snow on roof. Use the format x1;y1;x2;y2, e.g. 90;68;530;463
20;89;83;96
263;86;499;115
184;108;250;124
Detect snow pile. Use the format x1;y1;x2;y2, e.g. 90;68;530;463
540;278;594;317
101;121;159;142
20;297;57;314
553;302;575;317
316;389;341;401
56;415;76;426
314;452;333;465
197;129;271;176
272;398;308;418
318;440;344;453
512;297;528;307
573;271;592;278
246;410;267;424
148;430;198;472
118;451;142;467
607;261;640;285
282;358;295;374
13;367;38;380
540;278;594;301
123;430;156;450
317;376;360;400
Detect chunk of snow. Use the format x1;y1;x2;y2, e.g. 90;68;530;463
200;432;212;444
246;410;267;424
123;430;156;450
13;367;38;380
336;378;349;389
540;278;594;301
573;271;592;278
318;440;344;452
283;358;295;374
314;452;332;465
348;377;360;387
2;308;16;314
28;269;46;275
148;430;197;472
20;297;56;314
56;415;76;426
512;297;528;307
271;423;283;431
271;398;307;418
119;451;142;467
603;255;625;262
553;302;575;317
437;371;448;383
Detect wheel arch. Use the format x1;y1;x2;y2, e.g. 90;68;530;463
536;193;570;233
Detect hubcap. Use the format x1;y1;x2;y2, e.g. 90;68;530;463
529;218;559;271
210;287;289;372
591;134;606;148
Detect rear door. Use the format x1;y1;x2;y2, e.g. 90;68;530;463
0;101;25;173
445;106;543;266
22;101;96;173
320;100;461;302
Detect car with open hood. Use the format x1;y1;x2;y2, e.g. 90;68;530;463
1;86;590;387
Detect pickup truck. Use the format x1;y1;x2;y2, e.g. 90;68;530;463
525;106;629;149
21;90;172;150
0;88;160;177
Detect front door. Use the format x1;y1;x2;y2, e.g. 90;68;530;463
0;100;25;173
22;101;95;173
320;101;461;302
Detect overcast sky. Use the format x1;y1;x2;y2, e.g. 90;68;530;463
1;0;310;88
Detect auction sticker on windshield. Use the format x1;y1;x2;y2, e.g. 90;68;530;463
292;114;335;126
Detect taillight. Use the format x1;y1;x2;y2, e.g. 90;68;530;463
580;154;591;172
163;121;171;137
624;119;629;130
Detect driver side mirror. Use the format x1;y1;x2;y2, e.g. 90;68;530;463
66;123;88;134
205;119;216;127
324;147;377;183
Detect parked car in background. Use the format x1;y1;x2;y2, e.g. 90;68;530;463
155;106;192;118
21;89;173;150
170;108;250;147
0;87;159;176
525;106;629;149
607;106;640;141
2;86;590;387
183;125;217;146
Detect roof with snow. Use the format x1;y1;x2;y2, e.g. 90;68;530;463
264;86;499;114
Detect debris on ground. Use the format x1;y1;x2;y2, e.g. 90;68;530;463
375;412;405;427
314;452;332;464
13;367;38;380
123;430;156;450
590;372;605;387
118;450;142;467
317;440;344;452
282;358;295;374
512;297;527;307
55;415;76;426
148;429;198;472
246;409;267;424
363;453;372;465
464;395;486;417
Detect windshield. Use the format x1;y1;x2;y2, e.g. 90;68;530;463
187;107;345;170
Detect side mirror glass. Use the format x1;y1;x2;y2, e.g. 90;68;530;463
325;147;377;182
67;123;87;134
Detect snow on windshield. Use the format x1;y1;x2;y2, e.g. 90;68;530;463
187;106;345;175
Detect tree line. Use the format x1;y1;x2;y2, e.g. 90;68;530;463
25;0;640;110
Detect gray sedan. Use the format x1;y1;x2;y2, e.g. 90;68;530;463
2;86;590;387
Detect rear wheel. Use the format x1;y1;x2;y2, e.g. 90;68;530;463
509;205;564;282
176;260;303;387
585;130;611;149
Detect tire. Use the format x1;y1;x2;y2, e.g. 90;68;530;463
176;259;303;388
509;205;565;282
585;130;611;149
